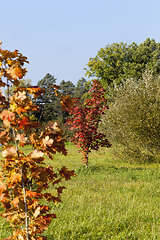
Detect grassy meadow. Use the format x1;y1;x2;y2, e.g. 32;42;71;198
1;143;160;239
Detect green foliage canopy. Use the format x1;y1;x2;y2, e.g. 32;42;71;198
86;38;160;88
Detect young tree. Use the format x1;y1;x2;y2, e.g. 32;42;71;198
0;43;75;240
67;80;111;167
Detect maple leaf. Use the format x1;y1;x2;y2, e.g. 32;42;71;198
0;130;10;145
17;233;24;240
26;190;40;198
2;146;17;158
34;206;41;218
42;136;53;147
53;84;60;90
6;65;23;80
15;133;27;146
7;59;13;66
30;150;44;159
0;110;15;127
61;95;73;110
56;186;66;196
0;180;6;191
11;197;19;207
24;86;44;99
18;116;30;129
12;91;26;101
45;121;60;134
59;167;76;180
10;172;21;184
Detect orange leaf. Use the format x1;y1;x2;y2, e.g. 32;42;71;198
10;172;21;183
0;110;15;127
0;180;6;191
26;190;40;198
11;197;19;207
61;95;73;110
18;116;30;129
7;66;23;80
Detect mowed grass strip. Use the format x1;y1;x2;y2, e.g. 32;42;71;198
1;143;160;239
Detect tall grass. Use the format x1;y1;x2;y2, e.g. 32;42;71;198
1;143;160;239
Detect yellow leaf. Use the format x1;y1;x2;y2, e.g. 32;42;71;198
7;59;13;66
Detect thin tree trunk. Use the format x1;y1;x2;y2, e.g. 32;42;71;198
21;169;30;240
85;154;89;168
13;128;30;240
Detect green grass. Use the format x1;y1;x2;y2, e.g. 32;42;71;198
1;143;160;239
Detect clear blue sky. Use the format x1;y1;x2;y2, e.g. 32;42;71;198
1;0;160;85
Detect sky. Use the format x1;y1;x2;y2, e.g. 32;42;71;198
1;0;160;85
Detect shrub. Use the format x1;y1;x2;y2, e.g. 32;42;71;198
100;71;160;163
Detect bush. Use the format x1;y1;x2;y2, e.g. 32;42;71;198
100;71;160;163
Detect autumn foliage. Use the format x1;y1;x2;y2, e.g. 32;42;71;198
67;79;111;167
0;43;75;240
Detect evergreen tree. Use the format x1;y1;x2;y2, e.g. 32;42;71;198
74;77;90;99
36;73;61;122
59;80;75;97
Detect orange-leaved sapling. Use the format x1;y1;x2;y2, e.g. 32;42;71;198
0;43;75;240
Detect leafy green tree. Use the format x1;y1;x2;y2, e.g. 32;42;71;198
36;73;61;122
100;70;160;163
86;38;160;88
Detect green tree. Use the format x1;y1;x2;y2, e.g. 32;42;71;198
59;80;75;97
86;38;160;88
36;73;61;122
74;77;90;99
100;71;160;163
